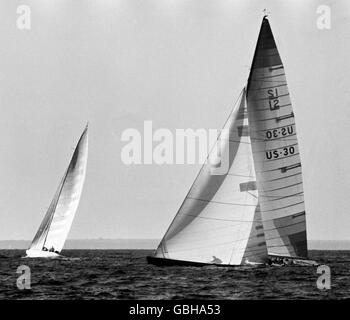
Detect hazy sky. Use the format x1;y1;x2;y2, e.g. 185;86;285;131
1;0;350;241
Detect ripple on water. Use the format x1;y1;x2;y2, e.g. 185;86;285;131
0;250;348;299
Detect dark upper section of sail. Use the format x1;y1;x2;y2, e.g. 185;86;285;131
247;17;282;89
69;125;88;171
256;17;277;51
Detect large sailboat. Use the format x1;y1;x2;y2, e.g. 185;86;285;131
25;124;88;258
147;17;317;267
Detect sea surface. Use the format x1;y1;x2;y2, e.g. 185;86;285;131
0;250;349;299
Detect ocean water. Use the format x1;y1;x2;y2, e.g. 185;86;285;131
0;250;349;300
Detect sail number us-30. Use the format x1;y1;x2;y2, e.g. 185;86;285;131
266;146;296;160
265;125;294;139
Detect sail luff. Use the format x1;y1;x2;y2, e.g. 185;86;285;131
43;164;73;246
246;17;279;92
156;90;246;255
155;89;245;258
29;166;69;251
154;89;268;265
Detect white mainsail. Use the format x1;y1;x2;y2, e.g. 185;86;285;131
154;89;268;265
26;125;88;258
246;17;308;258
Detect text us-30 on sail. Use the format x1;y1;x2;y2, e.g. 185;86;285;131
246;17;308;259
26;124;88;258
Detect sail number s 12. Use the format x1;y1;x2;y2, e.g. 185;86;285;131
268;88;280;111
266;146;296;160
266;125;294;139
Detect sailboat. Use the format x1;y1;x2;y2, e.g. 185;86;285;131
25;124;88;258
147;16;317;267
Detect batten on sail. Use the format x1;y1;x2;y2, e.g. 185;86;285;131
246;17;308;259
150;89;268;266
26;124;88;258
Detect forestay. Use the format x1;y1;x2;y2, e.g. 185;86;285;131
155;89;268;265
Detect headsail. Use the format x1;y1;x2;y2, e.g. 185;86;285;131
246;17;308;258
27;124;88;257
154;89;268;265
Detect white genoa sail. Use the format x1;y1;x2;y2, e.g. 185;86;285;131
154;89;268;265
26;125;88;258
246;17;308;258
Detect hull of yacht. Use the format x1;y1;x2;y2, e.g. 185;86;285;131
24;249;60;258
146;256;265;267
147;255;317;267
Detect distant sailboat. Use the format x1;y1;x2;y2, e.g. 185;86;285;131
147;16;317;267
25;124;88;258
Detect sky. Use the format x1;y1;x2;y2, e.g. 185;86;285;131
1;0;350;241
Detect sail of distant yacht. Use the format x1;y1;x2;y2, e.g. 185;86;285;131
26;125;88;258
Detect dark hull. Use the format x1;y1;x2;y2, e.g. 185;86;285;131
146;255;317;267
146;256;263;268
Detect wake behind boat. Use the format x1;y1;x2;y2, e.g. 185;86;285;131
147;16;317;268
25;124;88;258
